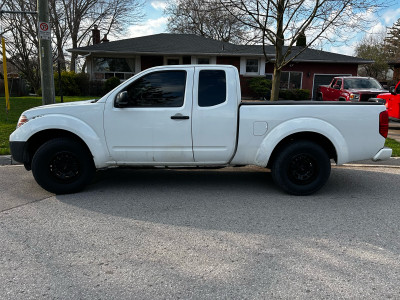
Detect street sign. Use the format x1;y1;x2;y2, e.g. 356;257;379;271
38;22;51;40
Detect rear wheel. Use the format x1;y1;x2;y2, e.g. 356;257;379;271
271;140;331;195
31;138;95;194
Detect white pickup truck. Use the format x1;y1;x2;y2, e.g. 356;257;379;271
10;65;392;195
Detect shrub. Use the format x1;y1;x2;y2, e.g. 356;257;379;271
54;71;89;96
248;77;272;99
279;89;310;100
103;77;121;94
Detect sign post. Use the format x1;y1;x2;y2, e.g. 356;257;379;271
37;0;55;105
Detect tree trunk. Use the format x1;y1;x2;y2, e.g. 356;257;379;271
270;0;285;101
271;67;281;101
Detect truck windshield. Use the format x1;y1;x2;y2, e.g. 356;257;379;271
343;78;383;89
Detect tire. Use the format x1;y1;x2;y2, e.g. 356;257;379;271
31;138;95;194
316;94;323;101
271;140;331;196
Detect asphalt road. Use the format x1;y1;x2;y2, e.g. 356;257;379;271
1;165;400;299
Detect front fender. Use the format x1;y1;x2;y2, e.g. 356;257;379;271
254;118;349;167
10;114;112;168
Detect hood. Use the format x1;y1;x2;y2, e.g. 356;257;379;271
23;100;97;117
347;88;387;94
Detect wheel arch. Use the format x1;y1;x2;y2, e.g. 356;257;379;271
266;132;337;169
24;129;93;170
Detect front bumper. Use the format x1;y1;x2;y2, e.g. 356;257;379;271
9;141;27;164
372;147;392;161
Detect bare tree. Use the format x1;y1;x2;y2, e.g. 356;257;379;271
1;0;41;93
1;0;144;81
61;0;144;71
355;34;389;80
166;0;251;44
220;0;390;100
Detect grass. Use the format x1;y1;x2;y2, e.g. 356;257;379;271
385;138;400;157
0;96;94;155
1;96;400;157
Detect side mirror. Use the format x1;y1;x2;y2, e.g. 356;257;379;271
115;91;129;108
390;86;397;95
333;85;340;90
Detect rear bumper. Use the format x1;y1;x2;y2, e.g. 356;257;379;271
372;147;392;161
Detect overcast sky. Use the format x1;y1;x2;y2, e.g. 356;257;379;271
126;0;400;57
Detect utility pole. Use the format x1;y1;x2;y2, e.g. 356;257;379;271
37;0;55;105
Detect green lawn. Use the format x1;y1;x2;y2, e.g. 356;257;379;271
0;96;94;155
385;138;400;157
1;97;400;157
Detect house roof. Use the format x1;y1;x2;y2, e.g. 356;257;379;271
68;33;372;64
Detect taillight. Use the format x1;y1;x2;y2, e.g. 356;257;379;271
379;110;389;138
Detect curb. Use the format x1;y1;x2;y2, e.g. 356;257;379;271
0;155;21;166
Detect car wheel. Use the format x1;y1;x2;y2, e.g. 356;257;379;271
271;140;331;195
316;94;323;101
31;138;95;194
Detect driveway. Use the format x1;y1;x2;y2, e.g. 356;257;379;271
1;165;400;299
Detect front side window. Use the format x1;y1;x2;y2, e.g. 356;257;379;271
198;70;226;107
120;71;187;107
246;59;259;73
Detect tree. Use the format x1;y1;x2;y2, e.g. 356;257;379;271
219;0;388;100
355;34;389;80
166;0;251;44
60;0;145;71
385;18;400;62
1;0;144;79
0;1;41;93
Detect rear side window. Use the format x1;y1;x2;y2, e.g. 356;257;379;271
198;70;226;107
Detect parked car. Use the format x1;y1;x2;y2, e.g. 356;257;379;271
9;65;391;196
317;76;387;101
376;80;400;120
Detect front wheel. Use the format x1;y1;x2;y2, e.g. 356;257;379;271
271;141;331;195
31;138;95;194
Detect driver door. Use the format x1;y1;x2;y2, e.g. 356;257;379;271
103;68;194;164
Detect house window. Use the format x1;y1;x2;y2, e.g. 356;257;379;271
166;58;180;65
266;71;302;89
246;59;259;73
197;58;210;64
93;57;135;80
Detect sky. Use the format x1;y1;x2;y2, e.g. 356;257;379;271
126;0;400;57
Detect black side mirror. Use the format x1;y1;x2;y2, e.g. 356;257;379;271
115;91;129;108
390;86;396;95
333;85;340;90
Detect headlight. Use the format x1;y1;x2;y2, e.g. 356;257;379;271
17;115;29;128
349;93;360;101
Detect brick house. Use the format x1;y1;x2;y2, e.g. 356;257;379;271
68;33;372;99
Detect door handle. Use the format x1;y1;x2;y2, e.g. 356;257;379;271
171;115;189;120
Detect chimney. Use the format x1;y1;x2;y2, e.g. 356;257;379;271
101;34;109;43
92;25;100;45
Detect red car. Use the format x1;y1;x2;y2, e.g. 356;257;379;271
317;76;387;102
377;81;400;120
